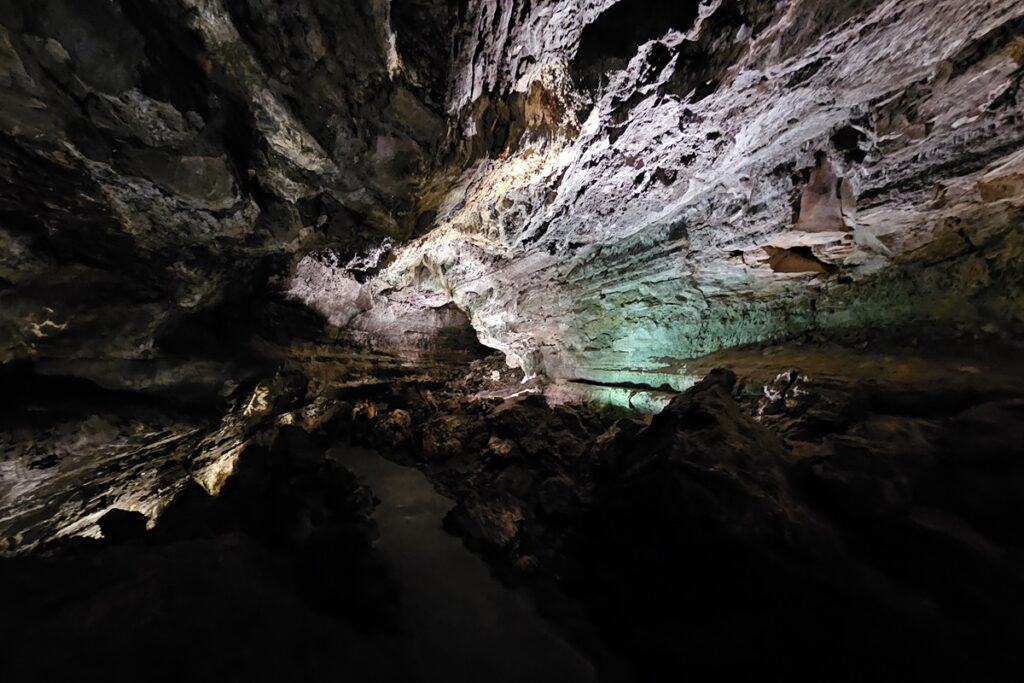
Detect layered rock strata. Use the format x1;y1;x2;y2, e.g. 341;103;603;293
293;0;1024;391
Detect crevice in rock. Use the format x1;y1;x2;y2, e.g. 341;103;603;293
764;245;837;274
567;376;677;393
571;0;701;94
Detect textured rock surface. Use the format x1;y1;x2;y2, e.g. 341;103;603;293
0;414;418;683
0;0;456;383
2;0;1021;393
3;4;1024;681
0;362;314;553
292;0;1024;390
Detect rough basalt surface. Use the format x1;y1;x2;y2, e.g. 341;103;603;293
1;404;418;683
293;0;1024;391
2;1;1022;392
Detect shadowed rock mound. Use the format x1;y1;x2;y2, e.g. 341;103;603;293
351;361;1024;680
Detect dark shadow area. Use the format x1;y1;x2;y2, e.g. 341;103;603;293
571;0;701;93
347;364;1024;681
0;427;418;683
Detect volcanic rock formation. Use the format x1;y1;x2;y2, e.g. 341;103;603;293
2;1;1024;682
291;0;1024;393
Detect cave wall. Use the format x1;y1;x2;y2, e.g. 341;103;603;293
0;0;1021;394
0;0;457;384
292;0;1024;389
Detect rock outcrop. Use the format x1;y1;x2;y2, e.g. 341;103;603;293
0;407;418;683
2;1;1022;395
350;355;1024;680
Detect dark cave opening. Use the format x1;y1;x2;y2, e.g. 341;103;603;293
570;0;702;93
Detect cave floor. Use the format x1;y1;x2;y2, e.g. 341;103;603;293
3;337;1024;681
333;445;594;683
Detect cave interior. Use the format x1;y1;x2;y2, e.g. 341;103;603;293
2;0;1024;681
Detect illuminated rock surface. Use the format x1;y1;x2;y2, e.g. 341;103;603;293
293;0;1024;389
1;1;1020;390
0;0;457;378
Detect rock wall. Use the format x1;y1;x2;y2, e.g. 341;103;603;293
1;0;1022;394
0;0;456;382
293;0;1024;389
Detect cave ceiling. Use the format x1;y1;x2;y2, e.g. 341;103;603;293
0;0;1022;391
